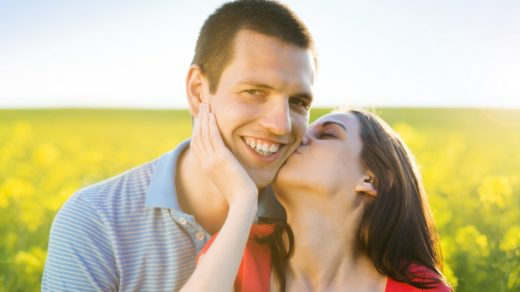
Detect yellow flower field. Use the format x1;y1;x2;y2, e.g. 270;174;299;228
1;108;519;291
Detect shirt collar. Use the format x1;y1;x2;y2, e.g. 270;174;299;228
145;139;190;210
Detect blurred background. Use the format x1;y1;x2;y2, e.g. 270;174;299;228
1;0;519;291
2;0;519;109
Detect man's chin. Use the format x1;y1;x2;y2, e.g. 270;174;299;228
253;179;273;190
249;172;277;190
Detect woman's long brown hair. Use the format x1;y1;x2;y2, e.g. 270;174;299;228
351;109;448;288
259;109;450;291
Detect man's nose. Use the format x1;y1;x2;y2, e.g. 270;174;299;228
260;101;292;136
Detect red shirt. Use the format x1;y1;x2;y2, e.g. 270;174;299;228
199;224;451;292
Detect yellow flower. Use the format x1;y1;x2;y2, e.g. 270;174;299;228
32;143;61;167
14;247;46;276
479;176;513;208
12;121;33;143
0;189;8;208
455;225;490;257
0;177;35;201
442;263;458;289
19;202;45;232
500;226;520;255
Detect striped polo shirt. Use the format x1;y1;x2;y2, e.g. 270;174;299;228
42;139;283;291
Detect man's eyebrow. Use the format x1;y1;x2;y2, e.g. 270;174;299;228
237;79;274;90
322;121;347;132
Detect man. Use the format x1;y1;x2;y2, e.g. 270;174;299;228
42;0;316;290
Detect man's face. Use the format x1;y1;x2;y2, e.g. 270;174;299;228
204;29;315;188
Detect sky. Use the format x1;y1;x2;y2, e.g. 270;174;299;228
0;0;519;109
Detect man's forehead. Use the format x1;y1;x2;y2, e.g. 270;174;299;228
232;29;314;65
221;30;315;97
233;28;317;65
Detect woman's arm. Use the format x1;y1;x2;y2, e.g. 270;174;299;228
184;197;257;292
180;104;258;292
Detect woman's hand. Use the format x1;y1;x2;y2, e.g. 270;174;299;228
191;103;258;207
181;103;259;292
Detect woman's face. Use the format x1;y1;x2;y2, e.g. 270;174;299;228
273;112;368;199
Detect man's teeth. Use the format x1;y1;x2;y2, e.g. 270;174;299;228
245;138;280;157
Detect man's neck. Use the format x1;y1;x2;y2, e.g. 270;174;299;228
175;147;229;234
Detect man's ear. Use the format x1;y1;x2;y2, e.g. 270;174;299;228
186;65;208;116
355;172;378;197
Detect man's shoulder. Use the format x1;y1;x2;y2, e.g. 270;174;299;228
61;157;160;217
43;159;163;291
82;158;157;197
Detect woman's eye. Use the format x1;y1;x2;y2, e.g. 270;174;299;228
318;132;336;139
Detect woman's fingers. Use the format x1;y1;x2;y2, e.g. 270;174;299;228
208;112;225;155
192;103;208;163
199;103;214;154
191;105;200;153
192;103;258;205
193;103;222;166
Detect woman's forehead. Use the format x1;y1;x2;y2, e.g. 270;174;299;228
311;112;354;128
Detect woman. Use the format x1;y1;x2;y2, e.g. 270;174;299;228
182;105;451;291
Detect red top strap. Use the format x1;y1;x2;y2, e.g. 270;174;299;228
198;224;274;292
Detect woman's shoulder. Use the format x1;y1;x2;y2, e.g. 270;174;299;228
386;264;451;292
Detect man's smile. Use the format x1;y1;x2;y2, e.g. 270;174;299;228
243;137;284;158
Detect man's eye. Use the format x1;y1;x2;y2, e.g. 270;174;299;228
245;89;263;96
289;98;310;111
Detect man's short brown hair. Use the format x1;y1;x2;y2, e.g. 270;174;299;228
192;0;316;93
